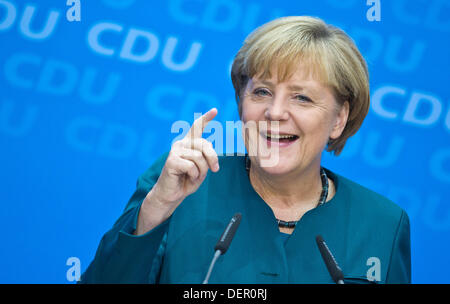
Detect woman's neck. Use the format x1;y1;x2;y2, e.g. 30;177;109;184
248;160;323;209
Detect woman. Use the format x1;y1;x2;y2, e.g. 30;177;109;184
82;16;410;284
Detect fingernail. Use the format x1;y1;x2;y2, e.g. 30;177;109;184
214;163;219;171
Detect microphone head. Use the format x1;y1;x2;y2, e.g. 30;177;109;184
214;213;242;254
315;235;345;283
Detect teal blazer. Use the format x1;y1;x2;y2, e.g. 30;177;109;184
81;152;411;284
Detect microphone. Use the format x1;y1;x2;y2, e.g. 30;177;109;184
315;235;345;284
202;213;242;284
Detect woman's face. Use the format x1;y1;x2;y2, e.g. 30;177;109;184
241;65;349;176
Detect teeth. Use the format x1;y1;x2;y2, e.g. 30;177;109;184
267;134;296;139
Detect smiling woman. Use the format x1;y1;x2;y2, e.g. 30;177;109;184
81;16;411;284
231;16;370;156
232;17;368;233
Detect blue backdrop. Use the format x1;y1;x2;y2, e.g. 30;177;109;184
1;0;449;283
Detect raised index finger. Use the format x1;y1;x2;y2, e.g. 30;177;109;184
186;108;218;140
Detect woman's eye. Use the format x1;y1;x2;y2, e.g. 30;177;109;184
253;88;271;96
295;94;312;102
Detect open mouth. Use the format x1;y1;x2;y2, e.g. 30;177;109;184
265;133;299;142
263;132;299;145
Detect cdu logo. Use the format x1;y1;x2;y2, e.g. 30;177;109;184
0;0;59;41
371;85;449;131
87;22;202;71
4;52;122;104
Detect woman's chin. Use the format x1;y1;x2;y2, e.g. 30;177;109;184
256;157;297;176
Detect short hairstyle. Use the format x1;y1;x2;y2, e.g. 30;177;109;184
231;16;370;155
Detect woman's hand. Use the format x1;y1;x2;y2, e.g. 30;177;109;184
135;108;219;235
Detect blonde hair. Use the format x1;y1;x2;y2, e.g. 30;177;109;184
231;16;370;155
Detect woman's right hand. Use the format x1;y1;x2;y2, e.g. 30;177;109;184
135;108;219;235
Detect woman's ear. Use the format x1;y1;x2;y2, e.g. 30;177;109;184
329;101;349;139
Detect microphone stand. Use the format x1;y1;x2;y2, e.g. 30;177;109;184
202;250;222;284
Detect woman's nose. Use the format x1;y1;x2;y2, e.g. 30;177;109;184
265;96;289;121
